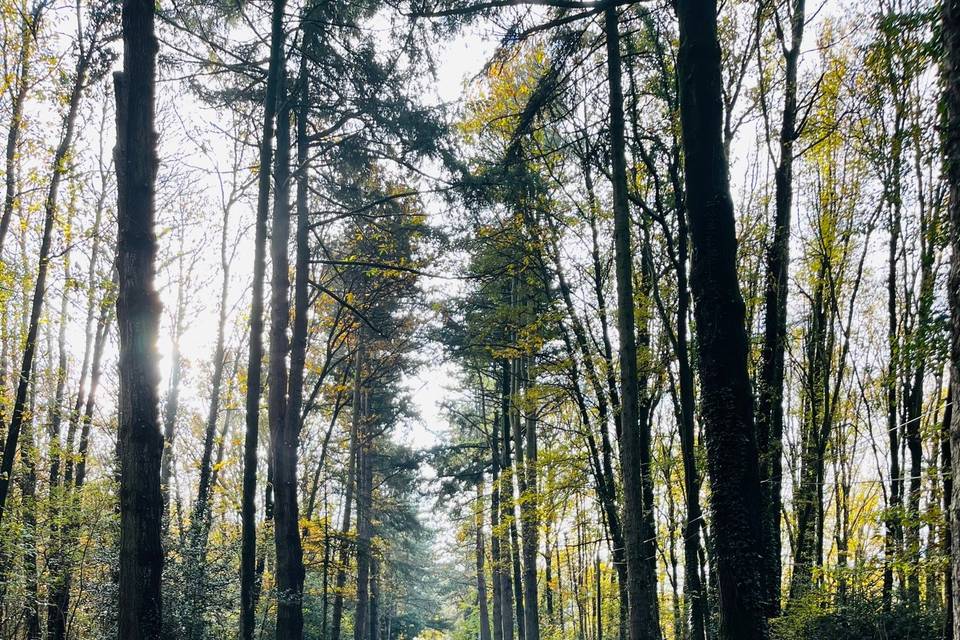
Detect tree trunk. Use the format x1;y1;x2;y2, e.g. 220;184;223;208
789;267;831;603
544;219;628;640
944;2;960;636
268;67;304;639
115;0;164;636
508;369;526;640
885;204;902;611
354;437;374;640
675;199;707;640
21;375;39;639
491;412;506;640
673;0;769;637
478;481;493;640
904;232;937;607
331;340;364;640
370;553;381;640
517;355;539;640
499;360;516;640
46;250;70;494
43;244;71;640
755;0;805;615
191;208;231;535
160;273;186;522
943;385;954;640
603;8;661;640
240;2;286;637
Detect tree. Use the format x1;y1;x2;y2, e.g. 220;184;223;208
755;0;807;612
115;0;163;637
944;0;960;636
239;2;287;636
674;0;769;637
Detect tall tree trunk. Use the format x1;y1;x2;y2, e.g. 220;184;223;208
45;253;80;640
331;340;364;640
269;68;304;639
21;373;39;639
789;268;831;603
555;539;565;635
508;359;526;640
755;0;805;615
944;2;960;636
160;271;186;522
115;0;164;636
191;206;231;538
905;226;937;607
478;481;493;640
183;179;235;640
509;360;526;640
520;356;539;640
46;250;70;494
675;198;707;640
673;0;769;637
544;222;628;640
885;204;902;611
370;553;381;640
240;2;286;637
354;436;374;640
321;481;332;640
943;386;954;640
603;8;661;640
635;236;661;640
272;29;312;635
491;411;505;640
499;360;516;640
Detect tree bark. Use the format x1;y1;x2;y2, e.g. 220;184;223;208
354;437;374;640
674;0;769;637
240;2;286;637
672;189;707;640
370;553;381;640
160;270;186;522
491;410;506;640
192;207;231;536
755;0;805;615
551;248;628;640
21;362;39;640
944;2;960;636
268;67;304;639
499;360;516;640
478;481;493;640
603;8;661;640
331;340;364;640
115;0;164;636
944;385;954;640
522;364;539;640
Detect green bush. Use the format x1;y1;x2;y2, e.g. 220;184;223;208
772;595;944;640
